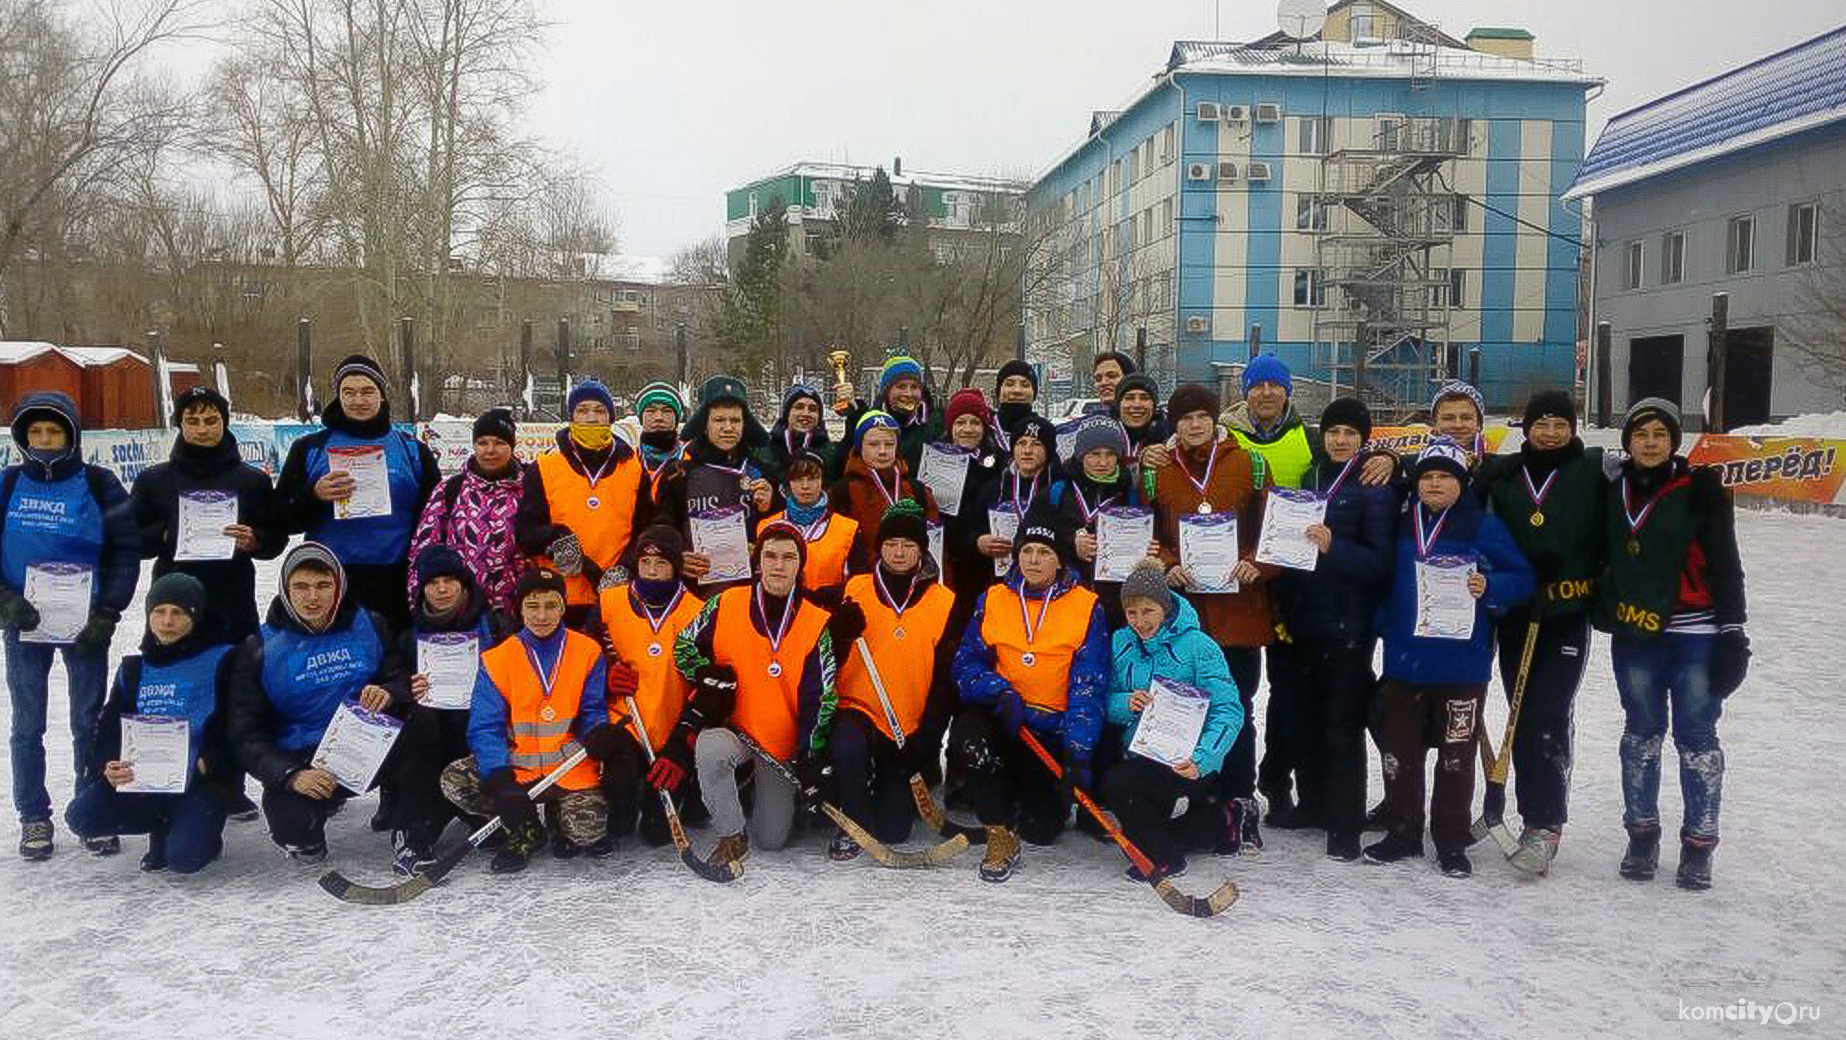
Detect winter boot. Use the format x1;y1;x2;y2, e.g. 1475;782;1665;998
139;833;169;873
1619;824;1661;881
1363;799;1391;832
1233;797;1264;851
1509;827;1561;876
979;825;1020;883
709;832;750;868
549;831;581;859
1438;848;1473;877
1326;830;1362;862
287;842;328;866
1362;832;1424;864
1675;837;1716;891
82;835;120;857
18;819;54;861
827;831;862;862
491;819;544;874
583;832;619;859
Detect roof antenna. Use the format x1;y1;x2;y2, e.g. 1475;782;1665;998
1276;0;1326;55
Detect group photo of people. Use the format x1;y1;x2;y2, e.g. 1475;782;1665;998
2;347;1749;900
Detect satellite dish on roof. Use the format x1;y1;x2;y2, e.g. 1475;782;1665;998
1276;0;1325;40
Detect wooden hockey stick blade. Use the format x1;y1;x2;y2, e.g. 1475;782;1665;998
663;794;742;882
910;775;947;830
1487;819;1522;859
820;802;968;868
316;838;470;905
1466;782;1509;848
1154;876;1240;918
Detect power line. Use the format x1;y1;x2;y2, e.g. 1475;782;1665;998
1436;168;1583;247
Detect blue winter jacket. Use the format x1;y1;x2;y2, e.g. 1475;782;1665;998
1104;596;1243;775
1272;454;1397;642
952;569;1111;759
1378;494;1535;684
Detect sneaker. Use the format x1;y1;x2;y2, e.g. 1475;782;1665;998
1675;839;1715;891
978;826;1020;883
82;835;121;857
1326;831;1362;862
1363;800;1391;832
287;842;328;865
228;793;261;823
1509;827;1561;876
1619;824;1661;882
1362;833;1424;865
390;831;437;877
827;831;862;862
709;832;749;868
1126;854;1187;883
1438;848;1473;877
19;819;54;861
583;832;619;859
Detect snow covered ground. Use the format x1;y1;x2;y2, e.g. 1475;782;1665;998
2;511;1841;1039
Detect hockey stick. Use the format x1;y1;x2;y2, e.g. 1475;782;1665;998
318;747;591;905
626;696;741;883
854;636;959;836
1468;620;1539;857
735;729;969;869
1017;730;1238;918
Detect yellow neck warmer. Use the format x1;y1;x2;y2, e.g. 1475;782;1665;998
570;423;614;451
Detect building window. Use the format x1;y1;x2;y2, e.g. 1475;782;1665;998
1624;241;1644;290
1726;215;1755;274
1159;197;1173;234
1351;2;1378;39
1298;116;1330;155
1787;202;1818;266
1162;124;1175;165
1293;268;1326;308
1661;231;1685;284
1435;194;1468;233
1375;113;1403;151
1448;268;1466;308
1295;196;1328;231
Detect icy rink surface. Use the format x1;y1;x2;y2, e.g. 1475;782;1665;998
2;511;1841;1040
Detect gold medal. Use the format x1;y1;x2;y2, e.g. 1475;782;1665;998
1529;512;1546;528
1196;502;1212;515
539;704;556;722
1021;652;1037;667
586;496;601;510
1626;538;1641;557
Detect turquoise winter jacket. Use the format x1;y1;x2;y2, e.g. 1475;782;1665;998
1105;595;1243;775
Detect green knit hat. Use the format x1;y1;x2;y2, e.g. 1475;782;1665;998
635;381;685;419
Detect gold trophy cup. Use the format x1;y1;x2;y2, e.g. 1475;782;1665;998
827;348;854;413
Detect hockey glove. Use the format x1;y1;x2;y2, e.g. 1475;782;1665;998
994;687;1029;736
651;728;696;793
607;661;640;697
1710;629;1752;699
0;587;40;632
795;750;834;811
578;723;622;763
689;664;738;723
825;600;866;650
482;768;541;833
548;531;584;576
73;611;118;655
598;565;631;592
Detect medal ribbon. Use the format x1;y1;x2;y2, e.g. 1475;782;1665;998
872;567;918;620
1522;466;1559;514
634;585;685;636
1073;484;1118;525
754;583;796;656
869;466;902;508
1323;454;1360;500
1413;503;1452;559
1009;469;1041;520
1621;476;1668;540
1014;582;1054;648
1175;435;1219;503
524;639;562;699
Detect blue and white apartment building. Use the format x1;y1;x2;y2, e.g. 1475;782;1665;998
1024;1;1600;414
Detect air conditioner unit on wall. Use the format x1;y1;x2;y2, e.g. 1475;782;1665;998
1196;101;1221;121
1254;102;1282;123
1246;161;1272;182
1187;162;1213;181
1185;315;1209;334
1217;161;1239;181
1223;105;1248;123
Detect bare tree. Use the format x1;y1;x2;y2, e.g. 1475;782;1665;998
1784;186;1846;398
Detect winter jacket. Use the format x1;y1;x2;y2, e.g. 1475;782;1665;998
91;631;240;800
228;596;409;787
1147;437;1278;648
1224;401;1316;491
1477;438;1612;620
839;392;943;479
653;439;766;548
400;573;517;710
936;438;1006;603
129;430;286;643
756;394;836;486
514;431;650;598
410;457;529;615
465;627;610;778
273;402;440;567
1;391;141;626
1378;495;1536;684
1055;466;1140;588
958;467;1065;583
673;585;839;757
829;453;939;574
1592;456;1746;640
952;569;1111;759
1104;596;1243;775
1272;453;1397;641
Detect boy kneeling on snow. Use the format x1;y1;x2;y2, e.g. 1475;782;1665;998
1367;440;1533;877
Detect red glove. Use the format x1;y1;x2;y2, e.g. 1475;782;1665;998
607;661;640;697
646;757;687;792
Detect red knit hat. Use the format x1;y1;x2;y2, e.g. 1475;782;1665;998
945;388;993;429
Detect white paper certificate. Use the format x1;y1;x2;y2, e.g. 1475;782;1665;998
1414;555;1478;641
328;445;392;519
1128;678;1212;766
19;562;93;644
1179;512;1240;594
917;444;972;517
417;632;480;711
927;520;944;573
119;715;190;794
311;700;404;793
690;505;752;585
1255;489;1327;572
173;490;238;561
988;508;1020;577
1095;506;1153;584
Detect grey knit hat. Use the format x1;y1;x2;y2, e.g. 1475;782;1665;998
1071;417;1128;462
1119;558;1175;622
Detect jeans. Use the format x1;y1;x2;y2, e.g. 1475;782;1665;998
695;728;797;849
5;628;110;821
65;782;229;874
1613;633;1723;841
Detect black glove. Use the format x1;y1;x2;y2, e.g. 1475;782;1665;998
0;587;40;631
548;530;584;576
826;599;867;650
482;768;540;832
1710;629;1752;699
578;723;622;762
994;688;1028;736
689;664;738;722
795;749;834;811
73;612;118;655
1059;748;1092;803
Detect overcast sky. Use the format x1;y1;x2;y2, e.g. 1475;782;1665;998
530;0;1842;258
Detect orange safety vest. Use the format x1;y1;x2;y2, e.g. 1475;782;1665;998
978;582;1099;714
480;630;604;791
756;510;860;594
708;586;830;761
838;573;954;741
535;449;644;607
599;584;704;750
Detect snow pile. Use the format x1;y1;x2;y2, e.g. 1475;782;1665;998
2;514;1842;1038
1730;411;1846;439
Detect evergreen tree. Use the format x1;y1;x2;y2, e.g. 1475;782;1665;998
841;166;901;244
719;194;790;381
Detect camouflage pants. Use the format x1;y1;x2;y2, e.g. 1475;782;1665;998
440;756;608;846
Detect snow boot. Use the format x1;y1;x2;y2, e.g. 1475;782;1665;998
709;832;750;868
1675;837;1715;891
1509;827;1561;876
1126;854;1187;884
287;842;327;866
82;834;120;857
140;833;169;873
979;825;1020;883
1619;824;1661;881
583;832;619;859
1326;831;1362;862
1362;833;1424;865
827;831;862;862
492;819;543;874
1363;799;1391;832
18;819;54;861
1438;848;1473;877
549;831;581;859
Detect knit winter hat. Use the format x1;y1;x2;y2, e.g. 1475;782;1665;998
1167;383;1221;422
566;378;615;418
279;541;346;627
780;383;823;416
333;354;389;395
1242;354;1293;396
1012;523;1065;566
1071;417;1128;461
753;519;809;578
472;406;516;445
1007;412;1058;450
879;354;924;394
514;565;568;606
146;572;205;621
1430;380;1485;421
1522;390;1577;433
1622;397;1683;453
1319;397;1373;442
1116;373;1161;406
945;388;993;429
415;545;471;588
855;410;900;442
632;524;685;569
996;359;1039;396
635;381;686;420
685;374;768;448
1119;558;1174;621
171;385;230;426
1414;437;1472;485
876;499;929;549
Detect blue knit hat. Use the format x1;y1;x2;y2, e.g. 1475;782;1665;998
854;410;900;445
879;354;924;394
566;378;615;417
1242;354;1292;396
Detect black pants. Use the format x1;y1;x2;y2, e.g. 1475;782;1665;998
261;781;352;851
830;711;917;844
1286;637;1376;837
1106;756;1202;868
1375;680;1485;853
1208;646;1262;801
1258;642;1299;803
384;705;474;847
599;727;676;846
344;562;411;633
948;706;1069;845
1496;610;1591;831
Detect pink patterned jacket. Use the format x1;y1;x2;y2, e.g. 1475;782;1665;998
406;459;528;615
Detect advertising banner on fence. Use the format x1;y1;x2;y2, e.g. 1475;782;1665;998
1687;435;1846;505
1368;424;1514;457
